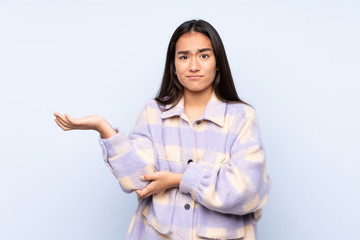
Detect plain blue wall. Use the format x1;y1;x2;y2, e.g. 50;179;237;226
1;0;359;239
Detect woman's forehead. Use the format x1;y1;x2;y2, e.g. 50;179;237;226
175;32;213;52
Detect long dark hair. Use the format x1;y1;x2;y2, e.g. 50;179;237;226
155;19;248;110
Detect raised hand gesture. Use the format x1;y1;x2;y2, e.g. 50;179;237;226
53;113;116;138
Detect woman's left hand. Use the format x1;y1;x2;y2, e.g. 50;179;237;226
135;171;182;198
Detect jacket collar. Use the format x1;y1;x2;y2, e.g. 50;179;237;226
160;91;226;127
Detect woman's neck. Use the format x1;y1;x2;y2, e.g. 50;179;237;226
183;86;213;122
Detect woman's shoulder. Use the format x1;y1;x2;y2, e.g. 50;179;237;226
137;100;163;120
134;100;162;125
142;99;160;110
226;102;257;121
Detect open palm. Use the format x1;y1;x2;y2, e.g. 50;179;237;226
53;113;104;131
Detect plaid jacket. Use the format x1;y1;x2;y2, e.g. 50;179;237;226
99;92;271;240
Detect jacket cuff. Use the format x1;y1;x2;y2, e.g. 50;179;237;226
98;128;128;159
179;163;209;201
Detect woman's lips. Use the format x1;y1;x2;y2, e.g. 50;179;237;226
187;75;203;80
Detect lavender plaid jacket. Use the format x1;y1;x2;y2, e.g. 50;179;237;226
99;92;271;240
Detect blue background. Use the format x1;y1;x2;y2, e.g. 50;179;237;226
1;0;359;239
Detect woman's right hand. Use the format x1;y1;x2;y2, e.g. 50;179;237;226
53;113;117;138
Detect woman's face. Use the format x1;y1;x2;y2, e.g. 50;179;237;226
174;31;217;95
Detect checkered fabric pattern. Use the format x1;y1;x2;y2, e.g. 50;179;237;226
99;91;271;240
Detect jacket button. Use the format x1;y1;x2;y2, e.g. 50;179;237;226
195;120;201;125
184;204;190;210
187;159;193;164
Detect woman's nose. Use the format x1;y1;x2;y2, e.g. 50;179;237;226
189;58;200;71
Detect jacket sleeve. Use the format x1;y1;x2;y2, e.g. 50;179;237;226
179;108;271;216
99;105;157;193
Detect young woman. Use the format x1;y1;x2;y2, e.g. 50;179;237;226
54;19;271;240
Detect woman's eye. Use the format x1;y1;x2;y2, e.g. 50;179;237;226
179;56;188;60
201;54;209;58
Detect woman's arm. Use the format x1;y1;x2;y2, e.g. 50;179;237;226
54;107;158;193
135;171;183;198
178;108;271;216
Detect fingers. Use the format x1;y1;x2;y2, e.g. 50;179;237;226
54;118;72;131
136;172;165;198
64;113;80;126
136;176;163;198
135;189;142;197
57;115;72;128
54;113;69;125
140;172;158;182
135;186;152;198
53;112;75;131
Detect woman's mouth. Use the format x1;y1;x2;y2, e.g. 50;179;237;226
187;75;203;80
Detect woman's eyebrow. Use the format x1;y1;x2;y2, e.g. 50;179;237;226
176;48;213;55
198;48;212;53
